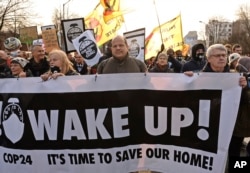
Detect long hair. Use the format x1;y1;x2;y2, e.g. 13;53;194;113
48;50;76;74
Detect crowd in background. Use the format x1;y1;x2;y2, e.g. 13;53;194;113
0;35;249;173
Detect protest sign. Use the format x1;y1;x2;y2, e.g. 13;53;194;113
0;73;241;173
124;28;145;62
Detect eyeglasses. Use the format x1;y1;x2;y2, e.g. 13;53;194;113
211;54;227;58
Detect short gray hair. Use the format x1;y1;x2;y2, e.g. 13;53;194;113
206;44;227;58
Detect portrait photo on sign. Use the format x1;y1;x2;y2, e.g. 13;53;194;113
61;18;85;53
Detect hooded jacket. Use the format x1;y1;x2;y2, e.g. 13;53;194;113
181;43;207;72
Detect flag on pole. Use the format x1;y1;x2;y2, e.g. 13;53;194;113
85;0;124;46
100;0;124;23
145;14;184;60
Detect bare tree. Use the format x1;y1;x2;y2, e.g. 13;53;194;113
231;4;250;54
0;0;35;36
51;7;81;30
204;16;231;45
52;8;62;31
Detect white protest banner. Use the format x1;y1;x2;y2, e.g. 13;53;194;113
0;73;242;173
72;30;102;67
124;28;146;62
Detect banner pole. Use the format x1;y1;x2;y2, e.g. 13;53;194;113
153;0;163;44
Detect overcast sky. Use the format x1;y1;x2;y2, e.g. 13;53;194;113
31;0;250;37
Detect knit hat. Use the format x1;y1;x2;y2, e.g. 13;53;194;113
11;57;29;68
229;53;241;65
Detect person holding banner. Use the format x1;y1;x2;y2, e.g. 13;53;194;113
149;53;173;73
28;45;50;77
40;49;79;81
200;44;247;88
97;35;147;74
184;44;248;172
8;57;33;78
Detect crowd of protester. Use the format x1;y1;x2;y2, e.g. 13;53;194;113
0;35;249;172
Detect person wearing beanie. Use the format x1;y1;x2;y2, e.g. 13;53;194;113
228;53;241;71
8;57;33;78
181;43;207;72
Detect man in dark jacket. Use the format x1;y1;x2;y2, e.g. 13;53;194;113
73;52;90;75
202;44;249;157
97;35;147;74
182;43;206;72
27;45;50;77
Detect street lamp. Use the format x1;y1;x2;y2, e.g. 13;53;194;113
199;21;210;47
211;20;219;44
63;0;72;19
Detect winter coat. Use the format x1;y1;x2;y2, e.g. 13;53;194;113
182;43;206;72
97;55;147;74
149;64;173;73
28;57;50;77
73;62;88;75
203;63;250;137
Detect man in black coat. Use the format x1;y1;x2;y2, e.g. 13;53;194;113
181;43;206;72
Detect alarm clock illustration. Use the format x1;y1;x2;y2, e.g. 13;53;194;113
78;36;97;60
67;23;83;43
2;98;24;143
129;39;140;58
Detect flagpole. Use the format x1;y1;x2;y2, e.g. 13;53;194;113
153;0;163;44
153;0;164;62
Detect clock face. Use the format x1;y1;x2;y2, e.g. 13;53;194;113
67;27;83;43
79;39;97;60
2;104;23;122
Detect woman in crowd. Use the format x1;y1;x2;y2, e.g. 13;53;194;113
40;49;79;81
149;53;173;73
8;57;33;78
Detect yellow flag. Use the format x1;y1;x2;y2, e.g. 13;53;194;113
85;1;124;46
145;14;184;60
100;0;123;23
